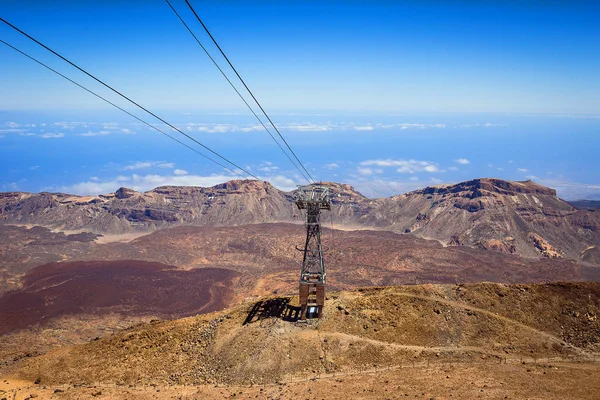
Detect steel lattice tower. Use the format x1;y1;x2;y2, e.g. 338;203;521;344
296;185;330;319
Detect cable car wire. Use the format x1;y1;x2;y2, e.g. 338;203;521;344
0;17;260;180
183;0;316;183
165;0;311;184
0;39;250;179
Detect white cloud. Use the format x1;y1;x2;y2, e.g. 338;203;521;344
124;162;153;170
545;114;600;119
0;128;26;134
80;130;112;137
258;166;279;173
29;165;40;170
174;169;188;175
448;166;458;171
60;174;239;195
423;165;439;173
260;175;297;192
429;177;443;184
38;133;65;139
239;125;263;132
357;167;382;176
409;176;419;182
537;178;600;200
459;123;507;128
80;128;135;137
348;179;424;198
361;159;441;174
53;121;87;130
525;175;539;180
157;162;175;168
180;121;500;134
256;162;280;173
325;163;339;169
41;133;64;139
285;124;331;132
19;132;65;139
123;161;174;171
454;158;470;164
59;173;300;195
102;123;121;130
517;168;529;172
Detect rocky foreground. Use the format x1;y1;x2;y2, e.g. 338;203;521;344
1;282;600;399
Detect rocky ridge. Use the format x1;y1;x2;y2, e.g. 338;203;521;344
1;178;599;262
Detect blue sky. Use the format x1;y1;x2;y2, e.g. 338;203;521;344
1;1;599;199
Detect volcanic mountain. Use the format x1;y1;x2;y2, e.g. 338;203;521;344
1;178;599;262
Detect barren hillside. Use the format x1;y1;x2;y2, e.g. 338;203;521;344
3;282;600;399
2;178;599;262
3;223;600;338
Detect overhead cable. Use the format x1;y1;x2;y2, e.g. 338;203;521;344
0;39;250;179
0;17;260;180
165;0;311;184
183;0;316;183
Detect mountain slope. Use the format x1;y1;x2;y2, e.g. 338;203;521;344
0;180;296;233
363;178;600;260
1;178;600;262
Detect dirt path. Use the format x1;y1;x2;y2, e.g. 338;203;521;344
325;331;509;358
388;291;591;357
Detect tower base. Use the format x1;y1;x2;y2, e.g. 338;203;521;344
299;281;325;320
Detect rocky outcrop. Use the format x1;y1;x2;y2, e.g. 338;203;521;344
528;233;562;259
114;187;137;199
475;239;517;254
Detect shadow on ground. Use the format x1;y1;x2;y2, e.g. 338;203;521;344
243;297;301;325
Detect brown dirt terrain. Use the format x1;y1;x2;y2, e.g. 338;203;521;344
0;260;238;335
3;223;600;342
97;224;600;293
2;362;600;400
2;282;599;400
0;225;99;294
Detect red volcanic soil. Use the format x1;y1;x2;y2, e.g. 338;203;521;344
0;261;238;335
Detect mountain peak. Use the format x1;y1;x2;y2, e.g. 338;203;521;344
114;187;138;199
417;178;557;197
212;179;274;193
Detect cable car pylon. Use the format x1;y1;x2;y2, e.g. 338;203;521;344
295;185;331;319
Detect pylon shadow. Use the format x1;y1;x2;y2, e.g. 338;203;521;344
243;297;301;325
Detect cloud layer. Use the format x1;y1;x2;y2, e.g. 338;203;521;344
361;159;440;174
